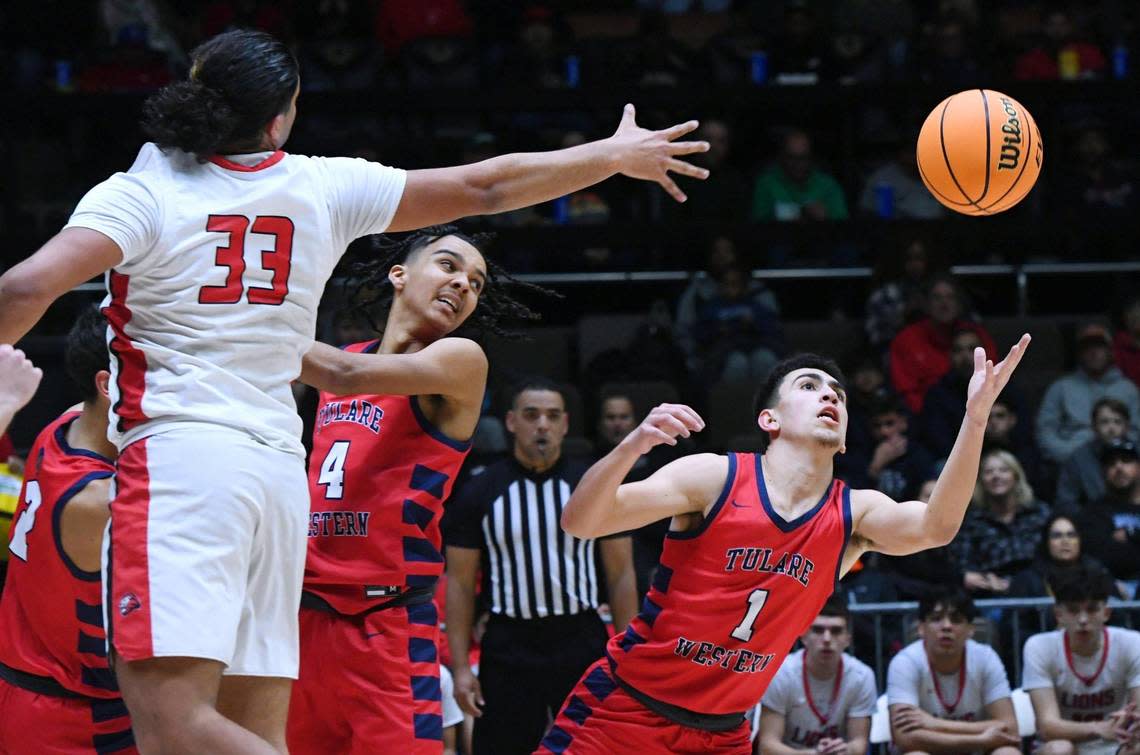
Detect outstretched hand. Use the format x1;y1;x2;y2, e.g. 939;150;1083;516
0;345;41;414
621;403;705;456
965;334;1031;423
610;104;710;202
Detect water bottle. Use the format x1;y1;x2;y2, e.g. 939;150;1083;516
553;195;570;225
55;60;73;92
750;51;768;85
1113;43;1129;79
564;55;580;88
874;184;895;219
1058;48;1079;79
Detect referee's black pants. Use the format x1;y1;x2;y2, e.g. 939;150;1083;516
473;610;609;755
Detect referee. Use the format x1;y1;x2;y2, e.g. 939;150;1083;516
444;377;637;755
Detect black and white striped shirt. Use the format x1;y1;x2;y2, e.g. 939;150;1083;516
443;456;602;620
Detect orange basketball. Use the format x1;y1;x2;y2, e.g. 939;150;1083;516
916;89;1043;216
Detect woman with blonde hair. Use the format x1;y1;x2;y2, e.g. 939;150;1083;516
951;449;1052;595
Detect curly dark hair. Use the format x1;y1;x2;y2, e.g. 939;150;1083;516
141;30;299;158
344;225;556;342
66;304;109;403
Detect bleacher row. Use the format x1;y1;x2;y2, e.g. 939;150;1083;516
482;312;1103;450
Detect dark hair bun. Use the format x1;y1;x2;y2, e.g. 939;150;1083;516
141;80;240;157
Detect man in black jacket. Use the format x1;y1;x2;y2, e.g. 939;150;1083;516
1076;438;1140;596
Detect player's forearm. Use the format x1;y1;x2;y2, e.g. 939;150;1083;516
923;413;987;544
930;717;1001;735
445;578;477;673
465;140;622;215
758;736;815;755
1038;716;1104;743
894;728;991;753
560;441;643;538
844;737;869;755
0;268;54;344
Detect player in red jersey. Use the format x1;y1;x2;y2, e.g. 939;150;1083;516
288;226;543;754
537;335;1031;754
0;307;136;754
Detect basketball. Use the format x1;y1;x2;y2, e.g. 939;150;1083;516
916;89;1043;216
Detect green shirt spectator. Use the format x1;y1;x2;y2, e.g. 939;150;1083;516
751;129;849;221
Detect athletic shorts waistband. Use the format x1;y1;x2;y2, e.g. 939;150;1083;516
607;663;745;732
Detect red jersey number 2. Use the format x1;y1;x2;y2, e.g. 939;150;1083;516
199;214;294;305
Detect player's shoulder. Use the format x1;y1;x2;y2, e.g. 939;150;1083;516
1024;629;1061;651
425;337;488;370
1108;625;1140;655
889;639;925;669
967;638;1004;663
844;652;877;682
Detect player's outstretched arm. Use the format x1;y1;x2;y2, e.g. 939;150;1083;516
851;335;1031;557
387;105;709;232
301;338;487;403
0;345;42;436
560;403;718;539
0;228;122;344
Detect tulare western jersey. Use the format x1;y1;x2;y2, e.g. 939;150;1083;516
64;144;406;457
607;452;851;717
303;340;471;615
0;412;118;698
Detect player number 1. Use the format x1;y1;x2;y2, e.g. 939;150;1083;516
730;588;770;642
317;441;350;499
8;481;43;561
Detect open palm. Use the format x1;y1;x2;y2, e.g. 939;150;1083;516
965;333;1031;422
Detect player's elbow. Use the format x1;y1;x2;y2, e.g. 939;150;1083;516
560;506;600;540
0;266;54;311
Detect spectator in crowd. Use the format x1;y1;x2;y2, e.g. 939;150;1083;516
831;26;886;85
883;478;964;601
676;237;778;374
701;0;771;85
918;13;985;87
835;357;891;482
751;129;849;222
673;118;751;222
1061;126;1138;218
593;389;684;602
887;588;1020;755
1022;564;1140;755
983;395;1047;495
1037;323;1140;465
864;237;941;353
890;275;996;414
496;5;576;90
1009;513;1125;600
374;0;473;57
552;130;613;227
952;449;1051;596
631;10;697;88
858;396;934;501
758;594;877;755
1013;7;1107;80
1056;398;1133;511
768;1;834;84
1115;296;1140;386
200;0;290;39
693;264;785;383
859;134;946;220
1076;439;1140;595
295;1;383;92
832;0;916;78
443;378;638;754
921;327;986;460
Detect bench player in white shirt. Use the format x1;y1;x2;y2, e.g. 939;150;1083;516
887;587;1020;755
0;29;711;755
1022;563;1140;755
759;594;878;755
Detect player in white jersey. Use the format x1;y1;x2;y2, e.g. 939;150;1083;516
887;587;1020;755
0;29;710;755
1022;564;1140;755
759;594;877;755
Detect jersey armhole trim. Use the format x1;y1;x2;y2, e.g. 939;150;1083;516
51;471;115;582
834;483;853;590
54;417;115;464
409;396;472;453
666;452;737;541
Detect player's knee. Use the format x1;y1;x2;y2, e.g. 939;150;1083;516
1040;740;1076;755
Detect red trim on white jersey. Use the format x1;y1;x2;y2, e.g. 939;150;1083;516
108;440;155;660
102;273;148;433
207;151;286;172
